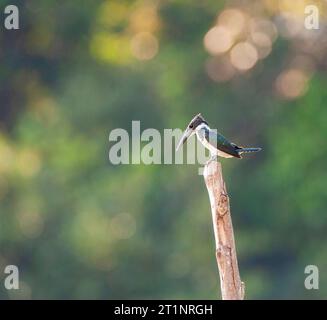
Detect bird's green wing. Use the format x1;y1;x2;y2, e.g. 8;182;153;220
204;128;241;158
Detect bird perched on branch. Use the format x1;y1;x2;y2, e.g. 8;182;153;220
176;113;261;159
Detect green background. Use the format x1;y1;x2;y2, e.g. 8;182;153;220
0;0;326;299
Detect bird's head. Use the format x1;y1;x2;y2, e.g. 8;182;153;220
176;113;208;151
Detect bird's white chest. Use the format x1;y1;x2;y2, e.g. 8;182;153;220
195;125;233;158
196;127;218;155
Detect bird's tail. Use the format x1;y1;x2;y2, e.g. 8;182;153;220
239;147;262;154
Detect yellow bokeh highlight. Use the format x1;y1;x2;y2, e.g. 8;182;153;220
90;33;132;65
97;1;129;28
278;0;307;15
264;0;327;20
90;1;161;65
129;4;160;33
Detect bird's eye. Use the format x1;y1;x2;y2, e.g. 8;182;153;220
189;124;193;129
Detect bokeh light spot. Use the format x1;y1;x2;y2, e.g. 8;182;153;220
230;42;258;71
218;8;247;37
276;13;303;38
90;33;131;65
204;26;233;55
275;69;309;99
130;32;159;61
129;5;160;33
250;19;278;42
251;32;272;59
205;57;235;82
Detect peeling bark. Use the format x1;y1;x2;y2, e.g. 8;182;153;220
203;160;244;300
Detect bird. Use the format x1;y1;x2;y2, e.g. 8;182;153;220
176;113;262;159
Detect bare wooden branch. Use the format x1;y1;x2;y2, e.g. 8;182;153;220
203;160;244;300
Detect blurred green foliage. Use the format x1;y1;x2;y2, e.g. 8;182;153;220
0;0;327;299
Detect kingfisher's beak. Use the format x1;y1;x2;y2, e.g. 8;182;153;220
176;127;192;151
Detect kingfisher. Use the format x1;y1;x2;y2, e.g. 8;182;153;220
176;113;261;159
